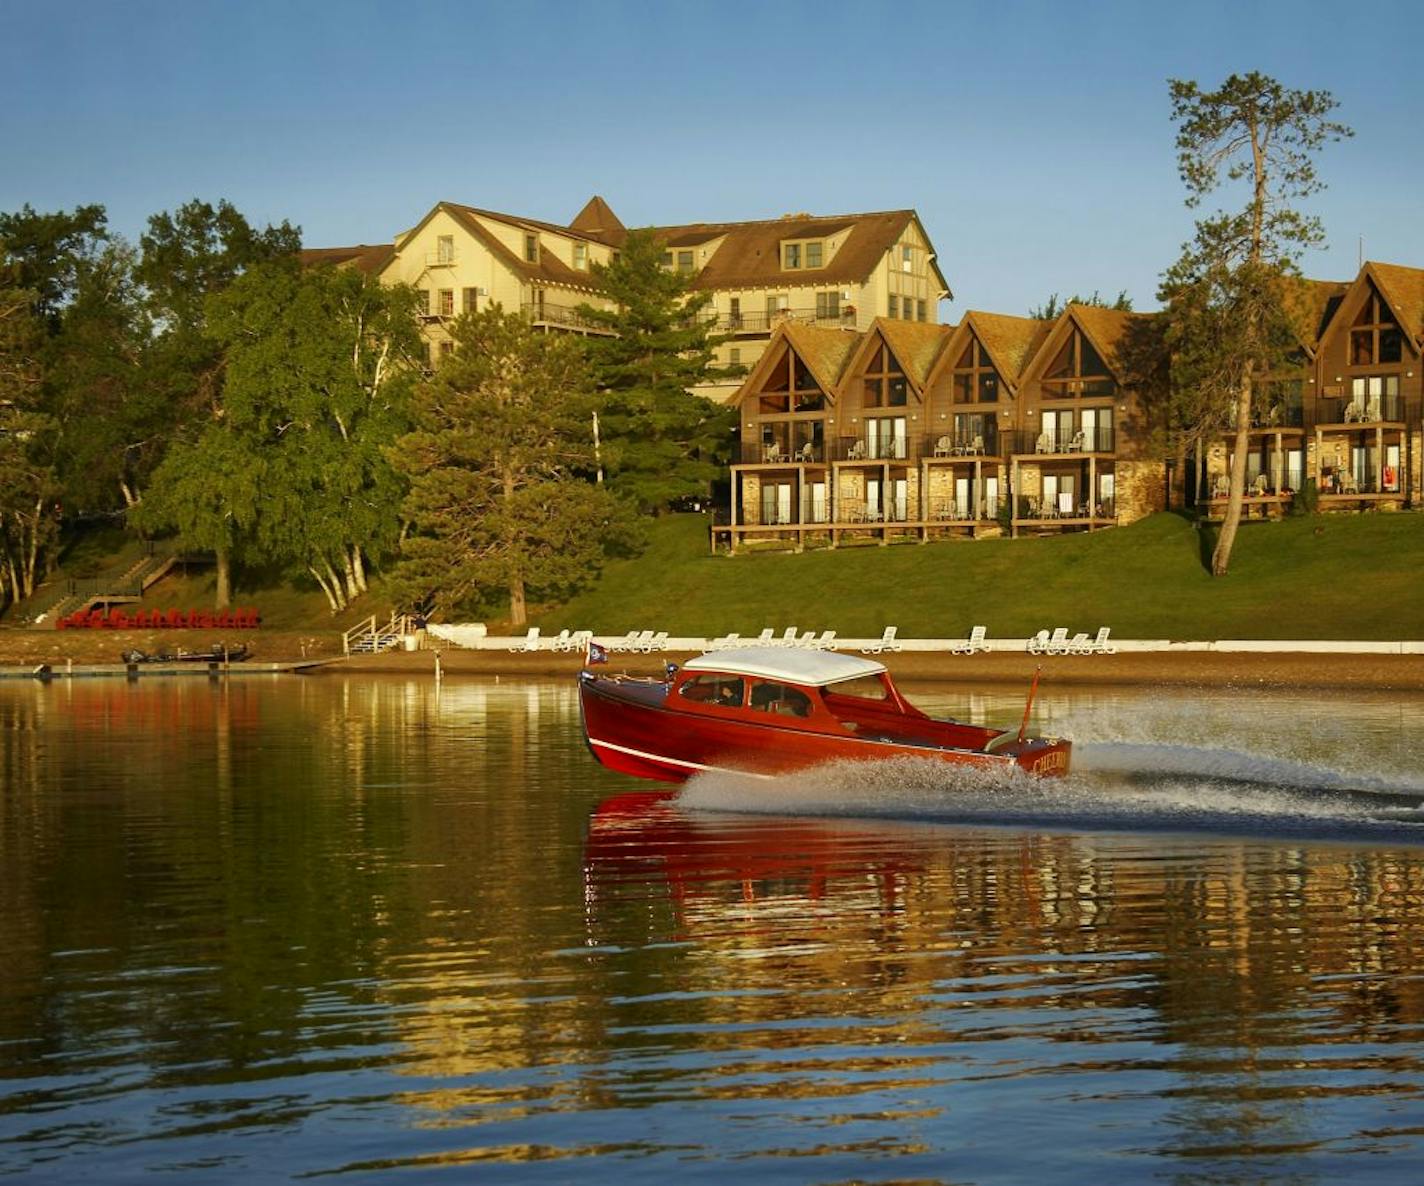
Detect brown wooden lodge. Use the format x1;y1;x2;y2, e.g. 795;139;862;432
716;261;1424;553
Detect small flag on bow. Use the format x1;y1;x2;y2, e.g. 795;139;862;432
586;640;609;665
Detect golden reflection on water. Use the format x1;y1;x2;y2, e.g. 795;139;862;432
1;676;1424;1180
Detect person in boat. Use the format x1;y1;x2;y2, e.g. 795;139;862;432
749;681;812;717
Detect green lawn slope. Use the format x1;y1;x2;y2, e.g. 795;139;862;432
538;511;1424;641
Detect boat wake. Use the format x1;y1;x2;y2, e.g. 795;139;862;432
677;739;1424;844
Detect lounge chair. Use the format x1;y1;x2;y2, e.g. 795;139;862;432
609;630;640;651
1066;631;1092;654
810;630;837;650
1027;629;1051;655
754;628;775;645
846;440;866;461
862;626;900;654
508;627;541;652
933;435;953;457
1045;628;1071;655
777;627;799;648
644;631;669;652
794;630;816;648
951;625;989;655
763;442;785;463
709;632;739;651
550;628;573;651
1087;626;1116;655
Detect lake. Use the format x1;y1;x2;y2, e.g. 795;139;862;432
2;674;1423;1183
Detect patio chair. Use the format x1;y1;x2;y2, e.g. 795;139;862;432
763;442;785;463
1035;432;1053;454
549;629;573;651
846;440;866;461
1045;628;1071;655
641;631;668;653
1057;492;1075;517
777;627;799;647
1211;476;1230;499
708;632;740;651
951;625;989;655
754;628;776;645
1066;631;1092;654
507;627;541;652
1065;430;1085;452
794;631;817;648
795;442;815;463
810;630;837;650
861;626;900;654
968;434;985;455
933;435;953;457
1027;629;1051;654
1087;626;1116;655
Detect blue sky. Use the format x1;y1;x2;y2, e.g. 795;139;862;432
5;0;1420;317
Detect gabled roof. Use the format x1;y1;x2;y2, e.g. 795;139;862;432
928;311;1053;394
683;647;885;686
842;319;951;398
1018;304;1159;385
299;244;394;275
731;322;859;408
1283;277;1350;353
644;209;951;295
1361;261;1424;344
569;195;627;245
389;202;604;295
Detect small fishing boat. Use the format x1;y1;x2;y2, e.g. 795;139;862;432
578;647;1070;783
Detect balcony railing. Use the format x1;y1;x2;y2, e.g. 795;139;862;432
1016;496;1117;521
1322;393;1406;425
1011;427;1116;455
1249;405;1305;428
719;308;858;334
521;302;614;332
924;429;1000;458
736;441;826;465
832;436;918;462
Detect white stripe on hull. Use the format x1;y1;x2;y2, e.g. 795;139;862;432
587;737;774;780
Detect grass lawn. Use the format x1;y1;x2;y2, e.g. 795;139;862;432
537;511;1424;641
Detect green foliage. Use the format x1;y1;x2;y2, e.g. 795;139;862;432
0;203;109;329
1292;478;1319;515
0;276;64;605
1029;290;1133;319
389;307;634;624
577;229;737;511
1159;72;1351;575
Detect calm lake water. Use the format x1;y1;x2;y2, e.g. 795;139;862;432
2;674;1424;1184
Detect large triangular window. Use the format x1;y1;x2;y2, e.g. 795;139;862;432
1040;327;1116;399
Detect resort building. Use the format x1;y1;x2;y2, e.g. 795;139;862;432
720;305;1167;552
1194;261;1424;517
305;198;951;397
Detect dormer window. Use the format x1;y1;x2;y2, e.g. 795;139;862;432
781;239;825;271
573;242;588;270
524;233;539;263
677;250;694;274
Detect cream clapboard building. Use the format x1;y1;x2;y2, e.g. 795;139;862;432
305;197;951;402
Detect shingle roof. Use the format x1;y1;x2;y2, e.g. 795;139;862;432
569;195;627;245
875;319;953;388
963;312;1054;385
1283;276;1349;351
441;203;603;294
1367;261;1424;343
645;210;950;295
299;244;394;275
780;322;861;393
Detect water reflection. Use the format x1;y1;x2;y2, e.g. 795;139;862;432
1;677;1423;1182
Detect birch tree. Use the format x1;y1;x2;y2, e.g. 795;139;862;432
1162;72;1350;575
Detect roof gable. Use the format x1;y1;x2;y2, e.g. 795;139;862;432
928;311;1053;393
843;320;950;398
1020;305;1147;385
731;323;857;409
569;195;627;245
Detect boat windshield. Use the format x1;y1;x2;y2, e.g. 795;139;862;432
823;674;890;701
678;674;745;707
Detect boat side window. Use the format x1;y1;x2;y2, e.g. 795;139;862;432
748;681;812;717
824;675;890;700
678;674;745;707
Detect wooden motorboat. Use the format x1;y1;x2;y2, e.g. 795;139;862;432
578;647;1070;784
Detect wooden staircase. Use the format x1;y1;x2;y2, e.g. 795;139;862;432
343;612;409;656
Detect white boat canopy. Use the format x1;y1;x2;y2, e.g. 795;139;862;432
682;647;887;687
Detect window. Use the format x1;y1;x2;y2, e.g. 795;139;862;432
1040;328;1116;399
748;681;812;717
414;288;429;316
678;674;744;707
888;295;899;319
766;294;789;319
783;243;801;269
951;338;1000;403
462;287;479;314
806;241;823;268
1349;290;1405;367
901;245;913;273
1349;374;1401;421
662;250;673;268
677;249;694;274
438;289;454;317
524;233;539;263
917;299;927;322
866;416;907;459
729;347;741;366
815;290;841;319
862;343;908;409
436;234;454;263
728;297;742;328
439;340;454;357
573;242;587;270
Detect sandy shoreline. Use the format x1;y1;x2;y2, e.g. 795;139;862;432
3;628;1424;690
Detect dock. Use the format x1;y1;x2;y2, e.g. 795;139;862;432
0;659;333;680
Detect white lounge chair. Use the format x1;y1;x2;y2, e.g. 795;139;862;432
777;627;799;648
549;628;572;651
709;632;739;651
1045;627;1071;655
862;626;900;654
754;628;775;645
1027;629;1051;655
507;627;541;652
1066;631;1092;654
642;631;669;652
933;435;953;457
951;625;989;655
1086;627;1116;655
609;630;641;652
794;630;816;648
810;630;837;650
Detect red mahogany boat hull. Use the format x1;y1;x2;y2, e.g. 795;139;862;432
578;666;1071;784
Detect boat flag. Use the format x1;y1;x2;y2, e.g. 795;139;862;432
586;640;609;665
